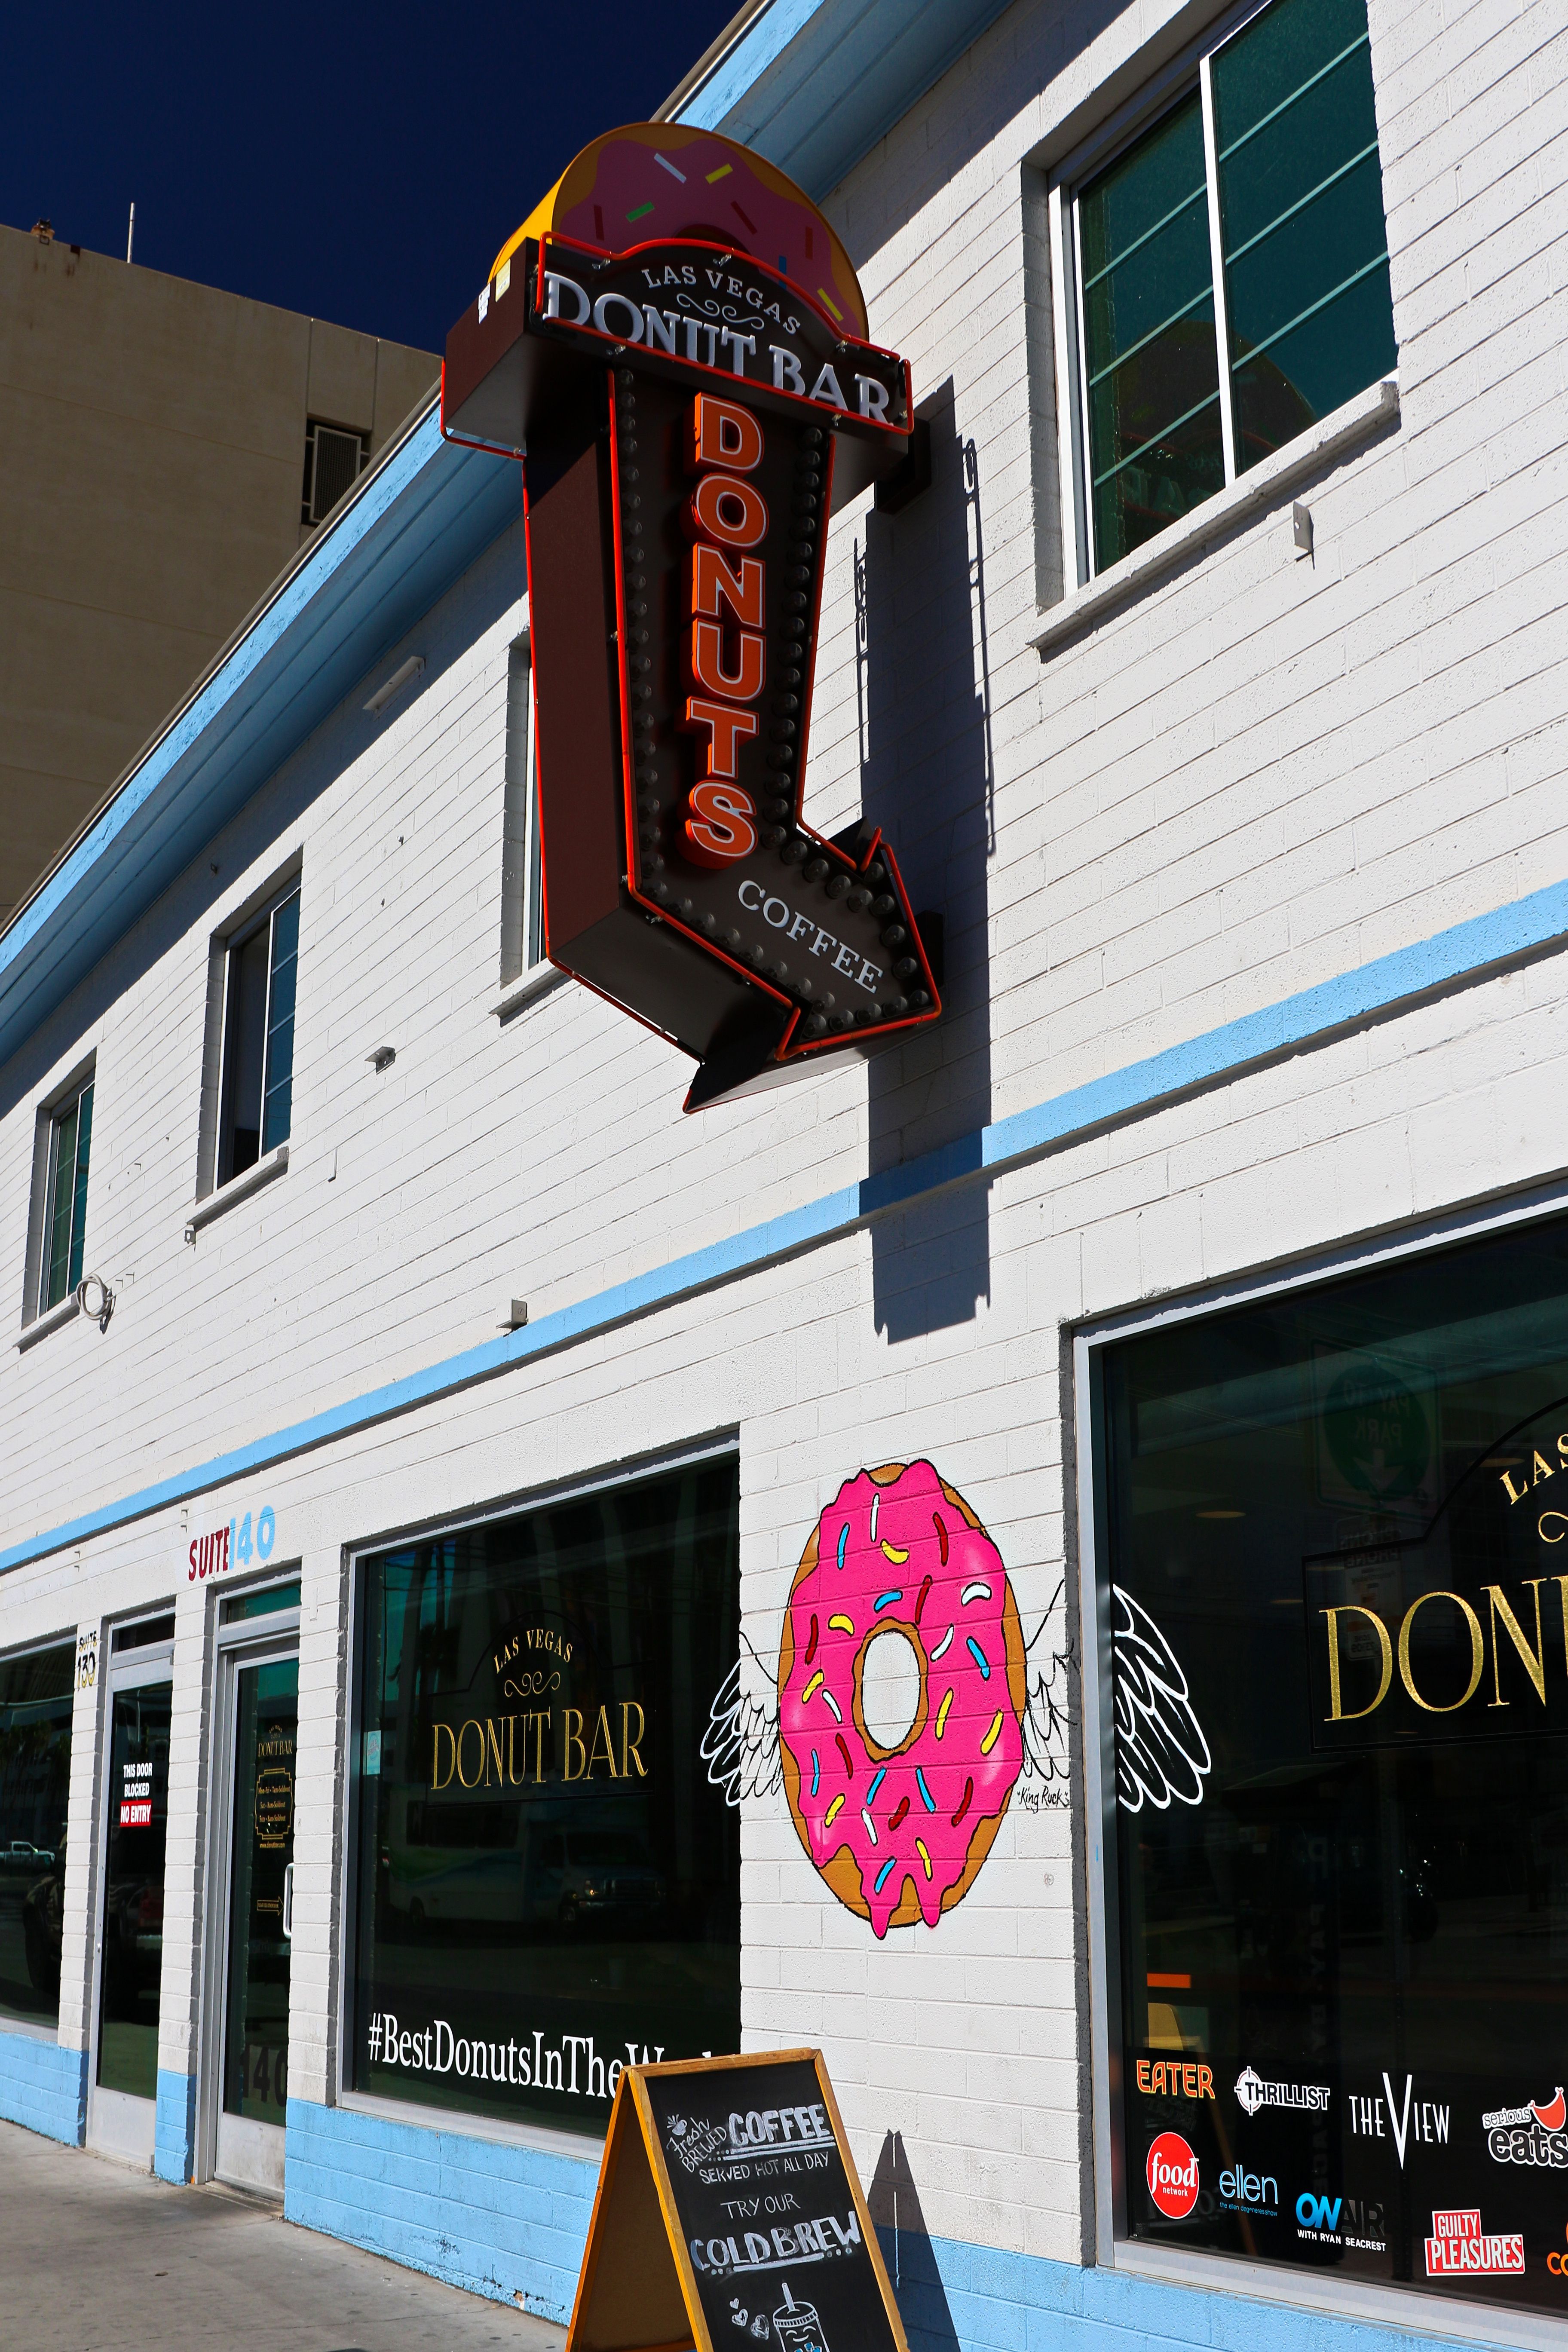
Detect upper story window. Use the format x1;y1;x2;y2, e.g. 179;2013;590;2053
499;639;545;987
218;884;299;1184
301;419;369;529
39;1073;93;1314
1069;0;1396;575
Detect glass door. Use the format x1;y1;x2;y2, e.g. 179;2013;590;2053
213;1650;297;2191
90;1645;174;2165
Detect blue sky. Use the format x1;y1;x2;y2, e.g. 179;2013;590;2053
6;2;737;354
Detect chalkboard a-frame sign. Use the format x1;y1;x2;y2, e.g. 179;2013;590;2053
565;2048;908;2352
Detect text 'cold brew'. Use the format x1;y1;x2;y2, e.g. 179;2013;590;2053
442;123;940;1110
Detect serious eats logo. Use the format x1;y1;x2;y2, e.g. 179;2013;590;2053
1147;2132;1200;2220
1483;2084;1568;2167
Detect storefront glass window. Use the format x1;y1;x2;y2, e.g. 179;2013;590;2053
349;1457;741;2134
0;1643;73;2029
1099;1213;1568;2318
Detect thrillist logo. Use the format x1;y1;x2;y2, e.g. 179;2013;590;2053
1234;2063;1330;2117
1146;2132;1200;2219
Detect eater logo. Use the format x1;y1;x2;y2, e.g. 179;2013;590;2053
1146;2132;1200;2220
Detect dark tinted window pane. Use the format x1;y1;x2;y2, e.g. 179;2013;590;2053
111;1615;175;1652
221;1581;302;1624
260;892;299;1155
222;924;271;1180
223;1659;297;2124
42;1095;80;1312
67;1081;93;1295
1102;1212;1568;2319
1214;0;1396;471
1080;91;1225;567
351;1459;741;2135
98;1681;172;2097
0;1644;73;2029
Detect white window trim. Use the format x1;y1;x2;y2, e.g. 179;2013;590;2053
1044;0;1396;610
21;1054;97;1333
1034;373;1396;652
490;962;565;1020
184;1142;289;1241
1072;1176;1568;2352
15;1291;80;1353
215;877;300;1191
499;633;548;995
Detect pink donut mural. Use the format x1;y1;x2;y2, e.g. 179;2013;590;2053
778;1462;1028;1938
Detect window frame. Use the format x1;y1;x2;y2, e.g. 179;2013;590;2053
215;878;301;1190
0;1630;80;2040
300;417;370;529
1072;1178;1568;2351
23;1059;97;1329
335;1433;739;2156
499;635;546;992
1050;0;1392;590
38;1071;95;1317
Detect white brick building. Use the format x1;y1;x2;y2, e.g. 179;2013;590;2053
1;0;1565;2346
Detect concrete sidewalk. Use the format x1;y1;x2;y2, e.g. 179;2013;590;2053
0;2118;569;2351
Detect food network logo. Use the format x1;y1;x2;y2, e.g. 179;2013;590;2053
1146;2133;1200;2219
1235;2064;1330;2118
1482;2084;1568;2167
1425;2208;1524;2278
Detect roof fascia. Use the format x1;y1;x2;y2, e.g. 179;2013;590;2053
0;410;522;1078
669;0;1019;196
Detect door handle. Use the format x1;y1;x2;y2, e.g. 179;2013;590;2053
282;1862;294;1941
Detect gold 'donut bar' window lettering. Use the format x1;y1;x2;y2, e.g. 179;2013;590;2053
1097;1209;1568;2317
349;1458;741;2134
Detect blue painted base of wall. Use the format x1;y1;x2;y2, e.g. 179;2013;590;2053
286;2099;1512;2352
890;2227;1514;2352
154;2068;196;2183
0;2025;87;2146
285;2097;600;2322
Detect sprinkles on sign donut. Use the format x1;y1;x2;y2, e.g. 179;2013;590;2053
777;1461;1026;1937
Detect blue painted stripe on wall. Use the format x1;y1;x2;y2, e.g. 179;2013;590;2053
888;2224;1516;2352
2;873;1565;1578
284;2096;597;2322
0;2028;87;2147
153;2067;196;2184
280;2096;1514;2352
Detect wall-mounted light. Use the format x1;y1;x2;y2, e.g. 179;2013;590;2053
363;655;426;717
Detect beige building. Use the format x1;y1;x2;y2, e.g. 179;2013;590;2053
0;220;436;919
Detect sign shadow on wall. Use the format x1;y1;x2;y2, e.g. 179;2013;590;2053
857;383;993;1342
868;2129;962;2352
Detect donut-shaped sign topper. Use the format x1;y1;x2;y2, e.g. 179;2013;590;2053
442;128;937;1113
490;122;869;340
